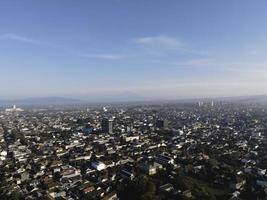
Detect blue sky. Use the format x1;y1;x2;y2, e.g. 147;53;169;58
1;0;267;100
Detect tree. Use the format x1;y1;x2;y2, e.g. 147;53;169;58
192;184;216;200
81;192;101;200
117;175;160;200
8;191;24;200
53;171;62;182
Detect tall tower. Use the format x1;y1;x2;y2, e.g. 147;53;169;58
101;118;113;134
156;119;168;129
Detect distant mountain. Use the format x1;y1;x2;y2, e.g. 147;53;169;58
0;96;83;106
80;91;145;103
216;94;267;104
1;94;267;106
0;92;144;106
105;91;144;102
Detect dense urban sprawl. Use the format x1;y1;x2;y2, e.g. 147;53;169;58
0;102;266;200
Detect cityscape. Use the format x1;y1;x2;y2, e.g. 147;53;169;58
1;1;267;199
0;100;266;199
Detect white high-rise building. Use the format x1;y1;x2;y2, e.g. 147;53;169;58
5;105;24;112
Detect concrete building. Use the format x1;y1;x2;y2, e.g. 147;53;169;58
102;118;113;134
92;161;106;171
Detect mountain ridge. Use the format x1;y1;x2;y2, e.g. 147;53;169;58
0;94;267;106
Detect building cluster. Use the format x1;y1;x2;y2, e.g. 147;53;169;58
0;102;266;199
5;105;24;112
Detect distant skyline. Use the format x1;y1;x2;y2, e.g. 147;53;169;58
1;0;267;100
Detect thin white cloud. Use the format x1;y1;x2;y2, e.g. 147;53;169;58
0;33;48;45
174;58;215;67
0;33;64;51
81;53;125;60
172;58;267;72
133;35;207;56
0;33;124;60
134;35;183;48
